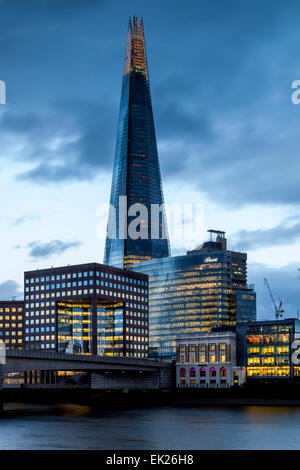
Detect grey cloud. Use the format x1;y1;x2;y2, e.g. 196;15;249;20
156;99;214;142
18;162;91;184
0;101;116;184
0;280;23;301
0;0;299;208
12;215;41;226
231;217;300;251
27;240;82;259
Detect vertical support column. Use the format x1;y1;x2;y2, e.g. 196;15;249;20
92;295;98;356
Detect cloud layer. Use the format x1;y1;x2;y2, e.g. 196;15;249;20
0;280;23;300
1;0;300;316
0;0;299;208
27;240;82;259
231;216;300;251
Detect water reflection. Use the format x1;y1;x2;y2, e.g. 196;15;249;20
1;404;300;450
56;404;92;418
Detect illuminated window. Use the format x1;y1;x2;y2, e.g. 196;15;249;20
262;346;274;355
199;354;205;363
248;347;260;354
247;368;260;377
262;356;275;365
190;354;195;363
294;367;300;377
277;346;289;354
248;357;260;365
247;335;261;344
277;367;290;376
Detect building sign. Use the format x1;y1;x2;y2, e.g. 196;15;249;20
204;256;218;263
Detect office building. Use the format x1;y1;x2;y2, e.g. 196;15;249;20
176;331;246;388
133;230;256;360
24;263;149;358
104;16;170;269
241;318;300;382
0;300;24;349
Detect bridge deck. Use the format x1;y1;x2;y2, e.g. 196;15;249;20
2;350;172;374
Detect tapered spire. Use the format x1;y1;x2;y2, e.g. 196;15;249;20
104;17;170;269
123;17;149;80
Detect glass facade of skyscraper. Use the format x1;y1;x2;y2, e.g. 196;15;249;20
133;233;256;360
133;252;251;360
104;16;170;269
57;300;92;355
97;300;124;356
235;288;256;323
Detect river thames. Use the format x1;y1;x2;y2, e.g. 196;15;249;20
1;403;300;449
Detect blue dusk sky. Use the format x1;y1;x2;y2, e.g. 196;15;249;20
0;0;300;319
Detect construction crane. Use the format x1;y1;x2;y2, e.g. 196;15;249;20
264;276;284;319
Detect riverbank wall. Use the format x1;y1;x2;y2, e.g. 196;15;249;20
3;384;300;410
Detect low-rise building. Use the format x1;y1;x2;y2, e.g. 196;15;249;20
0;300;24;349
176;331;246;388
242;318;300;382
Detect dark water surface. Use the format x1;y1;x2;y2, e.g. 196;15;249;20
1;403;300;449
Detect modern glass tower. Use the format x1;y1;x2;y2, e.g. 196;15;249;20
104;17;170;269
133;231;256;360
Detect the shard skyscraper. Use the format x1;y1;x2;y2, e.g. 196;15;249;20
104;17;170;269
